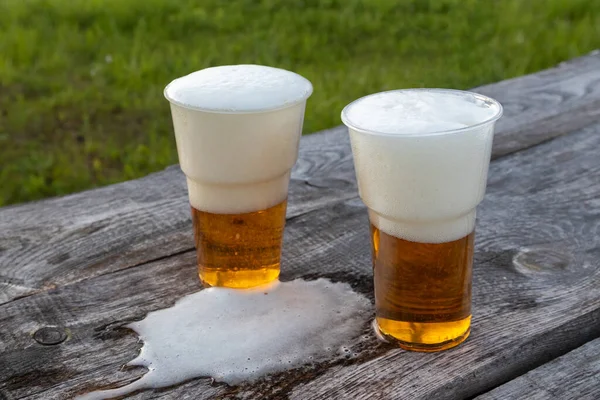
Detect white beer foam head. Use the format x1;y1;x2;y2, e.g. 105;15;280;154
164;64;313;113
342;89;502;243
165;65;313;214
76;279;372;400
342;89;499;135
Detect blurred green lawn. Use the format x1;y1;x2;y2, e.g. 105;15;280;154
1;0;599;206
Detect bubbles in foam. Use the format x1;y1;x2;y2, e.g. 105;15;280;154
76;279;371;400
165;65;313;113
342;89;501;135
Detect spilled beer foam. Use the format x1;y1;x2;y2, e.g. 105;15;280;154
165;65;313;215
76;279;371;399
342;89;502;243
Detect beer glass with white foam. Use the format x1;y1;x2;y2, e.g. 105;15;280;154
164;65;312;289
342;89;502;351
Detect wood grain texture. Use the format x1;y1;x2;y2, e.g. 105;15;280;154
2;119;600;399
476;338;600;400
1;51;600;305
0;126;356;305
478;49;600;158
283;122;600;400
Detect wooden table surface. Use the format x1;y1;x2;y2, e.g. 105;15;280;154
2;52;600;400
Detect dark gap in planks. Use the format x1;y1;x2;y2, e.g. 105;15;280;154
0;286;44;306
285;192;358;225
490;129;584;163
0;246;197;310
0;187;357;310
83;247;195;285
464;308;600;400
61;192;359;298
474;337;600;399
69;374;149;400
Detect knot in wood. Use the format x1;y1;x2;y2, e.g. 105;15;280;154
512;246;572;276
33;326;67;346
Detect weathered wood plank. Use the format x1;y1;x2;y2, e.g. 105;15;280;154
2;121;600;399
477;49;600;158
287;122;600;400
475;337;600;400
1;51;599;305
0;128;356;305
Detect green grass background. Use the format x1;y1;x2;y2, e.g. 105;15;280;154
1;0;599;206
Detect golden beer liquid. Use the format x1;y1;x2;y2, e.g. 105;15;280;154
371;224;474;352
191;200;287;288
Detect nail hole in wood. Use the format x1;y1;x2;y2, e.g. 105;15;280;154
33;327;68;346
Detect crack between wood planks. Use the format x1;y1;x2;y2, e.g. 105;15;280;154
491;118;600;163
0;192;359;309
0;290;42;307
77;246;196;283
84;192;359;285
287;192;360;225
0;247;196;309
464;306;600;400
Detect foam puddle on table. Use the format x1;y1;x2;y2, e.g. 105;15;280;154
77;278;371;399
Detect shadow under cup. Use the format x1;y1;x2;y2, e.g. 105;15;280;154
166;100;308;289
342;89;503;351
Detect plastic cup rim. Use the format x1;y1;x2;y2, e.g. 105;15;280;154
341;88;503;137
